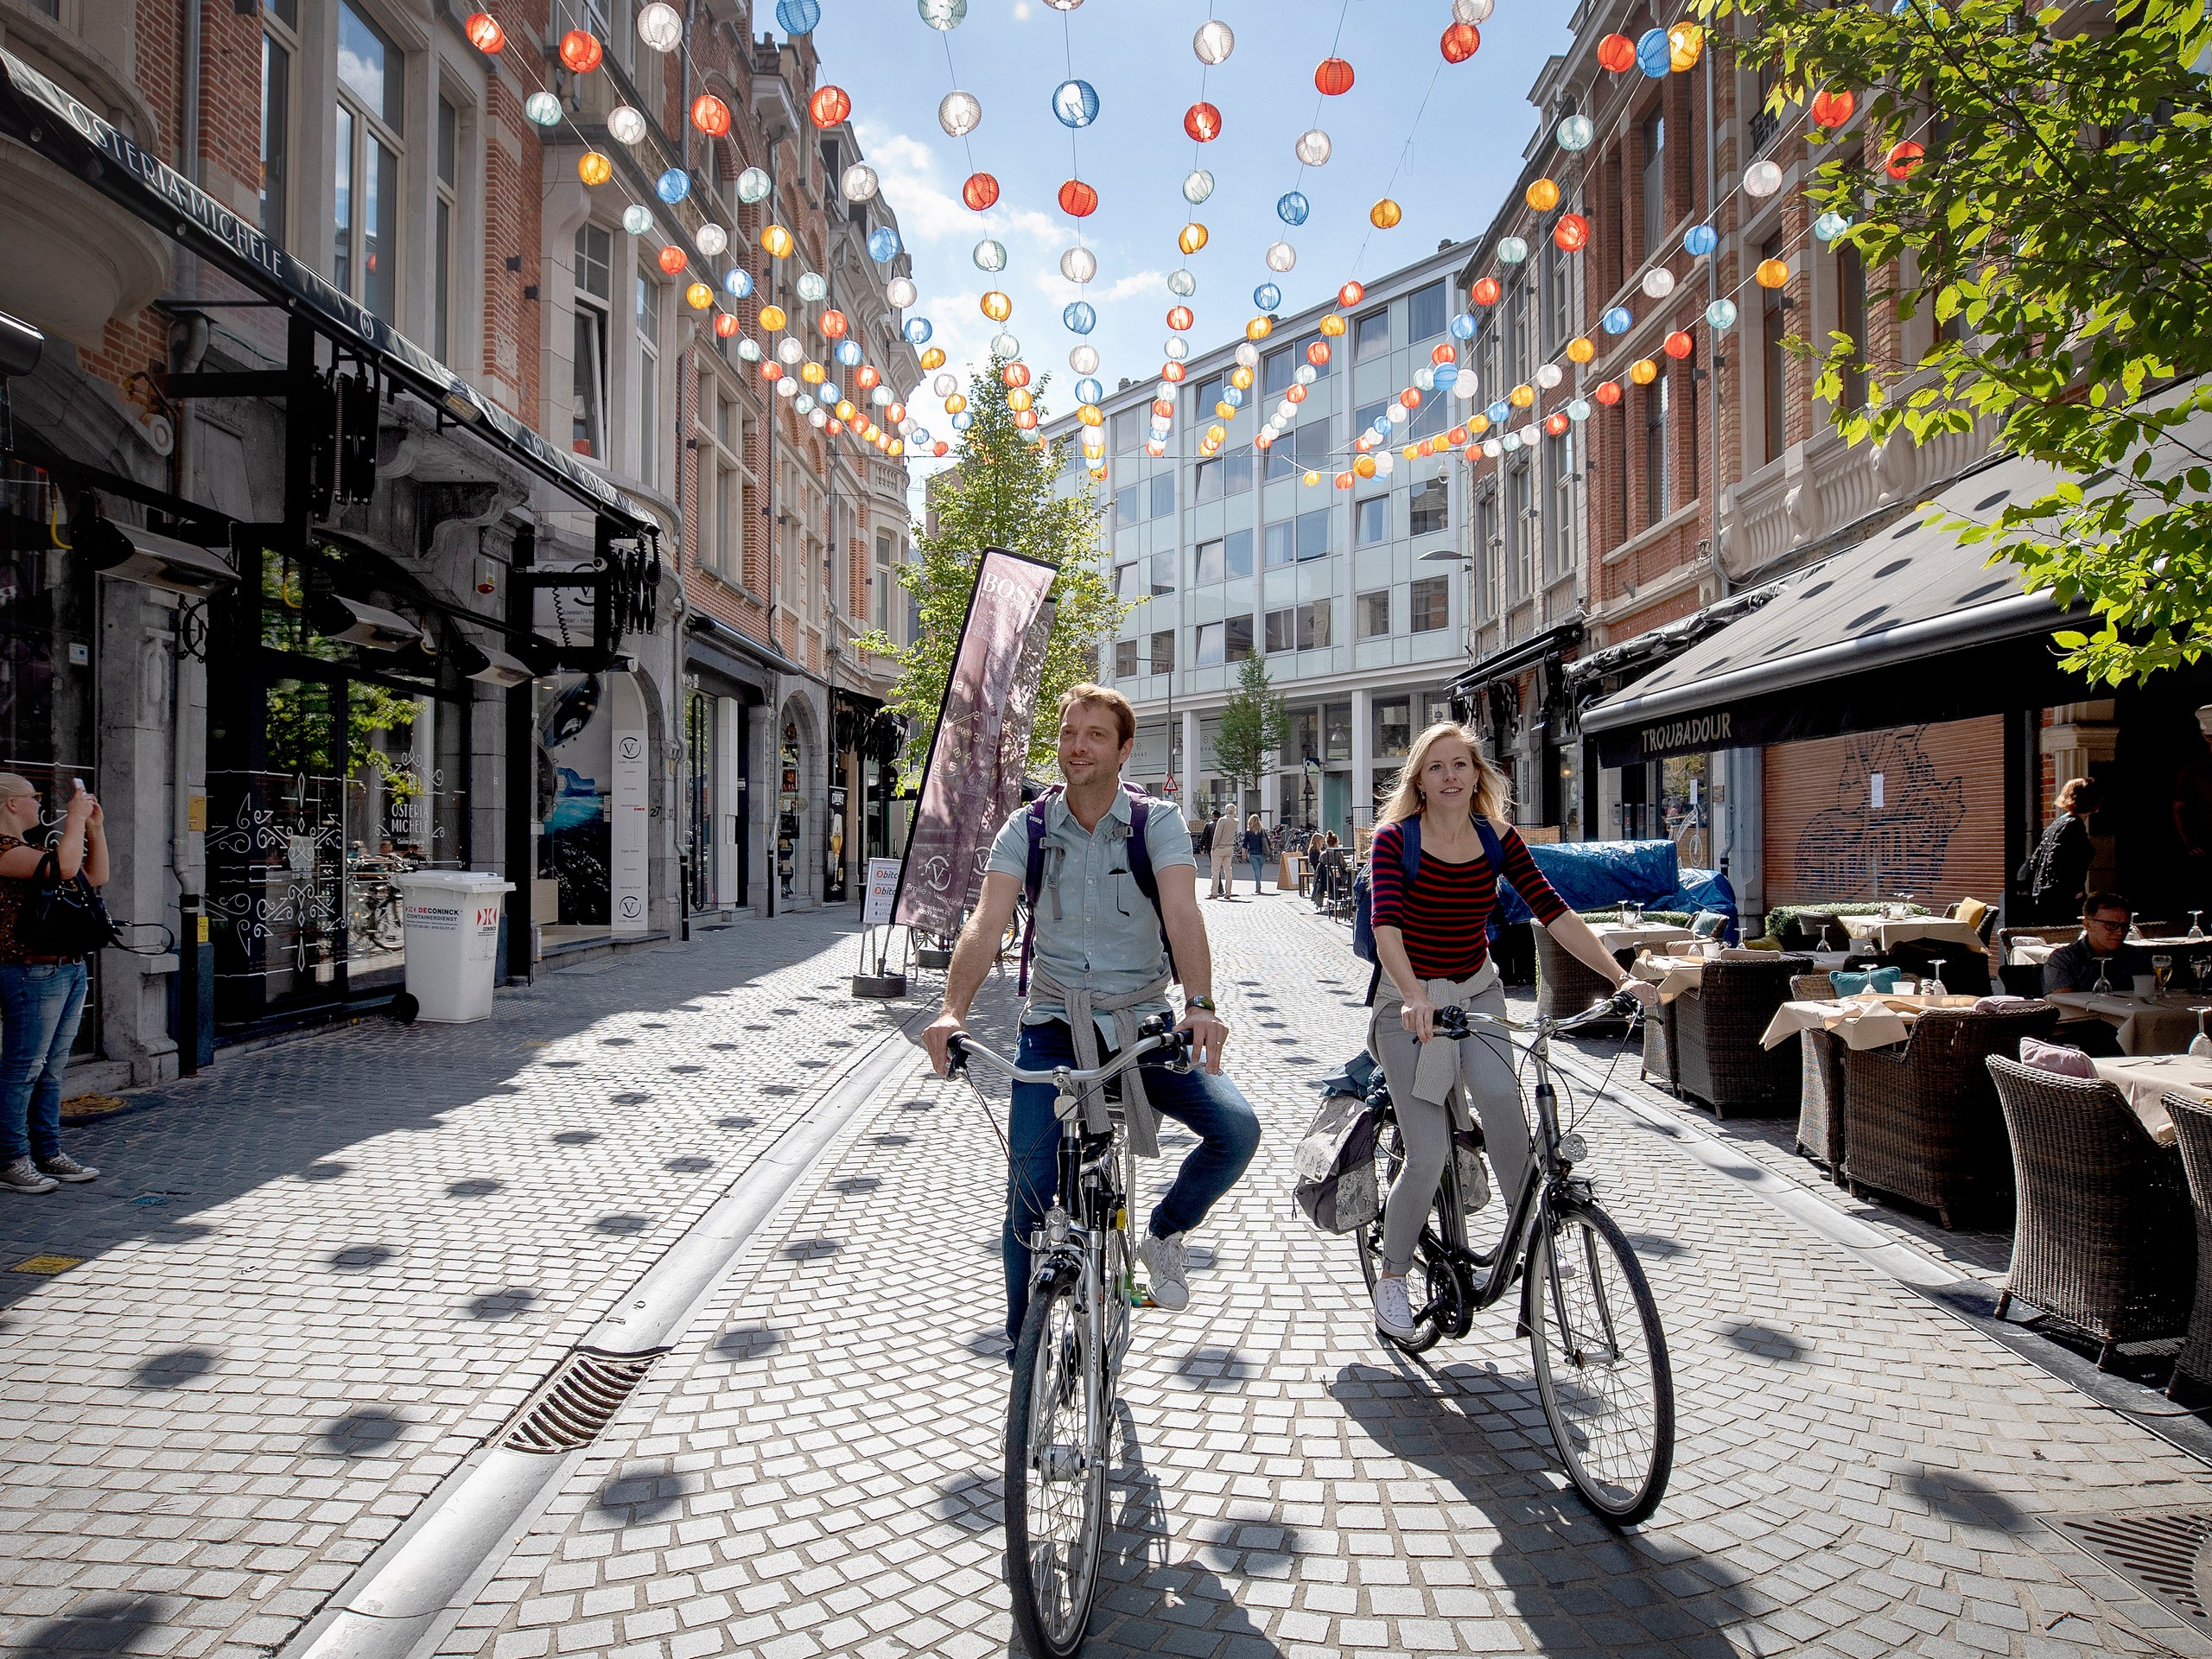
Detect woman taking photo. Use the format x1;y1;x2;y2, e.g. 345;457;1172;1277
1364;723;1656;1340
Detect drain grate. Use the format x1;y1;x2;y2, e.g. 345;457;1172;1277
2047;1508;2212;1635
499;1349;662;1453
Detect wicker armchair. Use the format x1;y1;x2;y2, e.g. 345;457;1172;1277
1789;972;1847;1178
1671;955;1813;1118
1985;1058;2193;1370
1881;938;1993;997
2168;1097;2212;1400
1535;927;1623;1025
1841;1004;2060;1227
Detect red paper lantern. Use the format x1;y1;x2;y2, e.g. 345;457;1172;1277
1545;411;1570;436
1338;280;1365;308
1334;472;1354;490
657;245;688;275
1596;33;1637;73
714;313;740;339
1440;22;1480;63
1470;276;1501;306
808;85;851;130
826;418;843;435
464;12;505;52
1810;88;1855;129
1463;445;1482;461
1398;388;1421;410
1167;306;1194;332
1314;57;1355;96
1885;139;1925;178
1554;213;1590;252
1161;361;1185;383
1430;342;1457;365
963;172;1000;212
1448;425;1469;446
1306;340;1331;366
1002;362;1032;387
690;94;730;137
1593;379;1623;405
1254;433;1274;450
1058;178;1099;219
1145;441;1166;457
933;442;950;457
855;365;880;390
760;361;782;382
819;309;849;338
559;30;602;72
1014;408;1039;429
1285;383;1308;404
886;402;906;424
1151;399;1175;420
1184;102;1223;143
1663;330;1694;359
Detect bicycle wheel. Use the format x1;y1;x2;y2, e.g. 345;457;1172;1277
1526;1199;1674;1525
1005;1268;1106;1659
1356;1119;1455;1354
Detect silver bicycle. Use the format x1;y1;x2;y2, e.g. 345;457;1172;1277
947;1014;1192;1659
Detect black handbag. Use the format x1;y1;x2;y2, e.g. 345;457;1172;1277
18;849;121;959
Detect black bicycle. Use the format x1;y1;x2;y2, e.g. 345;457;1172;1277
947;1014;1192;1659
1356;992;1675;1524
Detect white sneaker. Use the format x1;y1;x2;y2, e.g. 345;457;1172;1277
1372;1274;1418;1340
1139;1231;1190;1310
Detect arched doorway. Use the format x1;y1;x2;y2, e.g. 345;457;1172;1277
775;694;819;907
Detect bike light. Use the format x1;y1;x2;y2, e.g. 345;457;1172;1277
1555;1132;1588;1166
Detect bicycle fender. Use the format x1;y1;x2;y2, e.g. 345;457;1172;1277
1029;1253;1080;1297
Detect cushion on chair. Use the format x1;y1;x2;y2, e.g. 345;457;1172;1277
2018;1036;2096;1078
1831;968;1902;995
1955;896;1991;932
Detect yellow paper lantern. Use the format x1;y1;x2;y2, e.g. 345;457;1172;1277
1401;444;1421;461
1007;387;1033;411
835;400;857;423
1370;198;1402;229
1214;401;1236;420
1629;358;1659;385
1469;415;1490;435
919;347;946;371
761;224;794;258
1319;314;1346;338
944;392;967;414
981;289;1013;321
759;303;787;330
1510;383;1535;407
1229;366;1254;391
1566;336;1596;365
1525;177;1560;213
1205;423;1226;445
1668;22;1703;72
1245;316;1272;341
1302;470;1320;486
1179;222;1210;255
1756;257;1789;289
578;151;613;187
801;360;825;383
1354;454;1377;478
684;281;713;310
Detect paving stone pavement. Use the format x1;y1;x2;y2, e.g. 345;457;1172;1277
434;894;2212;1659
0;910;924;1659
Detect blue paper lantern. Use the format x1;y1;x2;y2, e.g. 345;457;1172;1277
1222;386;1244;409
1432;364;1458;391
1812;211;1851;242
836;340;862;365
903;316;932;344
1487;399;1510;424
656;168;691;203
775;0;820;32
952;410;974;430
821;381;842;405
1636;28;1670;77
1063;301;1096;334
1372;410;1393;435
722;268;753;299
868;226;901;263
1074;377;1103;404
1683;223;1719;257
1450;312;1477;340
1253;283;1282;310
1601;305;1633;334
1276;191;1310;226
1052;79;1099;129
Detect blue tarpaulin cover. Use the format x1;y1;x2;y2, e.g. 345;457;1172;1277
1484;841;1741;938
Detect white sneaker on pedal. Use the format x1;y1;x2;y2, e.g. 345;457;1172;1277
1372;1274;1419;1340
1139;1231;1189;1310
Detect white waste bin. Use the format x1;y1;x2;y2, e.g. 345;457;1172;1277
391;872;515;1023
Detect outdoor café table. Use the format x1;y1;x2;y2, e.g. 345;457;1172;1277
2015;934;2212;966
1838;914;1989;955
1758;992;1982;1053
1593;921;1698;957
2010;940;2059;967
2044;989;2212;1056
2085;1054;2212;1147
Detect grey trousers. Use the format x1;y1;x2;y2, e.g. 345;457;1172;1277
1368;969;1526;1275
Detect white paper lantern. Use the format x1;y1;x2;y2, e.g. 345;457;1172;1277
1452;374;1479;398
1167;269;1197;296
886;276;918;309
1070;345;1100;374
1182;169;1214;205
1374;452;1395;476
607;105;647;145
841;163;878;203
973;238;1007;273
990;332;1019;357
1454;0;1494;22
637;2;683;53
1193;19;1234;64
1059;246;1097;283
918;0;967;28
1414;366;1436;391
938;90;982;137
736;167;772;204
1265;241;1296;272
933;372;958;397
777;336;804;364
1744;159;1783;199
696;224;728;257
796;270;828;302
1234;342;1259;368
872;385;893;405
1482;438;1502;458
1295;129;1332;166
1535;363;1563;390
1294;364;1316;385
1642;267;1676;299
1164;337;1189;360
776;375;798;397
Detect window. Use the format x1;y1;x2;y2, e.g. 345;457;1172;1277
1546;431;1574;578
1355;494;1389;547
1224;616;1253;662
1296;508;1332;562
1476;486;1499;618
696;373;746;584
1409;475;1448;537
1355;308;1390;362
1150;631;1174;675
1375;698;1413;759
1409;282;1447;343
635;266;660;484
1297;600;1332;651
1410;576;1450;633
1114;485;1140;529
1268;417;1332;480
1265;607;1294;654
1195;454;1250;502
434;97;457;363
1325;702;1351;760
1223;452;1252;495
874;531;893;632
1195;539;1224;585
1263;521;1294;569
1543;241;1571;356
1507;274;1530;388
1355;399;1389;441
1263;346;1294;396
1224;528;1251;579
1358;589;1392;639
572;225;612;458
1195;623;1224;666
1148;550;1175;596
334;3;402;321
1643;373;1670;527
1509;462;1533;600
1115;638;1138;678
1115;562;1141;601
260;3;295;245
1149;473;1174;518
1111;407;1143;454
1838;243;1868;410
1762;234;1788;463
1408;395;1449;442
1642;111;1667;257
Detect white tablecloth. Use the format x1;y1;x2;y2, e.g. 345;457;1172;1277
2047;991;2212;1057
1593;922;1698;956
1759;993;1982;1052
2088;1054;2212;1147
1838;915;1989;955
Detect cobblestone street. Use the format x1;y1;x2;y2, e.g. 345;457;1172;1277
5;897;2210;1659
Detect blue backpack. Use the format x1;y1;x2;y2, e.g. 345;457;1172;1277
1018;782;1173;994
1351;816;1509;990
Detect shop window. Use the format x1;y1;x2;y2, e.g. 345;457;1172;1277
1375;697;1414;759
1325;701;1352;760
1297;508;1332;561
1297;600;1332;651
1355;494;1389;547
572;225;612;458
1355;308;1390;362
1114;638;1138;678
1409;475;1448;537
1358;589;1392;639
1408;281;1447;343
261;3;296;246
1150;630;1174;675
1150;472;1175;518
334;2;403;322
1410;576;1450;633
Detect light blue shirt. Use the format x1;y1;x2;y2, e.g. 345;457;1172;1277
987;785;1194;1034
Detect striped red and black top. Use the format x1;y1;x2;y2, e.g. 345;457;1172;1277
1368;817;1569;982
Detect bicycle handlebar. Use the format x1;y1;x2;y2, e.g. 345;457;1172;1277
1433;988;1644;1041
947;1012;1192;1085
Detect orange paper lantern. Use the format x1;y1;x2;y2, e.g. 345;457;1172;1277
1594;380;1622;404
1002;361;1032;387
1306;340;1331;366
1471;276;1501;306
1885;140;1925;178
1315;58;1355;96
1370;198;1402;230
1334;472;1354;490
1167;306;1194;332
1596;33;1637;73
1554;213;1590;252
1430;342;1456;365
559;30;603;73
1319;314;1346;337
1526;177;1560;213
759;303;787;330
1566;336;1595;364
714;313;740;338
1179;222;1210;255
818;309;848;338
1285;383;1308;404
1058;178;1098;218
577;151;613;186
1185;102;1223;143
1441;23;1480;64
657;245;688;275
1397;388;1421;410
808;85;851;130
1756;257;1789;289
1161;362;1185;382
1628;358;1659;385
691;94;731;137
1811;88;1855;129
1338;281;1365;308
963;172;999;212
464;12;505;52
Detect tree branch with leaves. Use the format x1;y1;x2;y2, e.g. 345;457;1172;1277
1211;652;1292;808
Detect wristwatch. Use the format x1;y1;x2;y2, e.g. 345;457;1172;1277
1185;995;1218;1013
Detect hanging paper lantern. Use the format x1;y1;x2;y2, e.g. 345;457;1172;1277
1554;213;1590;252
918;349;945;372
1636;29;1670;76
837;163;878;205
656;245;687;275
961;172;1000;213
1398;389;1422;411
759;303;787;330
1319;313;1346;337
1166;305;1195;333
605;106;646;146
1597;33;1637;73
776;337;803;364
1470;276;1500;307
778;0;822;29
1628;358;1659;385
1497;236;1529;264
1683;224;1719;257
524;92;563;126
1557;113;1594;151
684;281;713;310
1707;298;1738;330
1185;102;1223;143
621;204;652;236
981;290;1013;321
1886;140;1926;178
973;238;1008;273
1508;383;1534;408
724;269;753;299
1296;129;1333;167
464;12;505;52
1052;79;1100;128
760;360;781;382
737;167;772;204
1193;19;1234;64
1183;169;1215;205
1744;159;1783;198
1254;283;1282;310
1813;210;1852;242
1544;410;1569;437
1642;267;1675;299
1007;389;1033;412
1353;454;1377;479
938;90;982;137
691;93;731;137
1179;222;1209;255
933;442;950;457
1058;179;1099;219
856;365;881;389
819;309;849;340
1756;257;1789;289
1566;335;1595;364
560;29;604;72
809;86;850;129
1669;23;1703;72
1314;58;1355;97
1567;398;1592;423
1047;249;1091;289
868;226;900;262
712;313;741;340
578;151;613;187
1246;316;1272;340
1430;343;1459;368
1164;337;1190;361
917;0;965;28
1593;380;1622;405
800;362;825;386
1525;177;1560;213
1015;409;1039;430
637;2;683;51
761;223;794;257
1441;22;1480;63
1332;472;1353;489
657;167;690;202
1370;198;1402;229
696;224;728;257
1274;191;1313;228
1663;331;1694;360
1266;242;1297;273
1811;88;1855;130
1601;304;1632;333
903;317;932;344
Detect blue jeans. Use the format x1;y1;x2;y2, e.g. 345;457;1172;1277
1002;1020;1261;1342
0;962;90;1163
1248;855;1265;892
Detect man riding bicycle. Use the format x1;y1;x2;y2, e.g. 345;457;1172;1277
924;685;1260;1351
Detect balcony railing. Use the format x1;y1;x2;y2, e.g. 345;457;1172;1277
1748;106;1782;157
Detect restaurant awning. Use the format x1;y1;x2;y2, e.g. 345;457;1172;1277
0;47;650;533
1449;616;1584;702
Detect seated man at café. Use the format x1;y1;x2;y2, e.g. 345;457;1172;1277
2042;893;2155;994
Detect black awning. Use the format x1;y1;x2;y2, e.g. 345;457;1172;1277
0;48;649;532
1450;617;1585;700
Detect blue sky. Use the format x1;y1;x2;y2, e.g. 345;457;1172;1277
807;1;1576;457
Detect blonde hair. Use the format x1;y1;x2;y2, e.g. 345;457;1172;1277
1245;812;1262;831
1376;721;1510;830
0;773;36;803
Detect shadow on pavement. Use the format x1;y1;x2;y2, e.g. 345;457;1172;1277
10;1593;175;1654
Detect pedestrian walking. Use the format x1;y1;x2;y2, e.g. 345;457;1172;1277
0;775;109;1194
1242;814;1268;895
1192;810;1216;865
2018;777;2099;924
1210;808;1235;899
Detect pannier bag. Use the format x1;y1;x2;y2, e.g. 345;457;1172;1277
1292;1087;1380;1233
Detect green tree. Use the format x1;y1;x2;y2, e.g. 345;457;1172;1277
1702;0;2212;685
1212;652;1292;805
855;356;1134;789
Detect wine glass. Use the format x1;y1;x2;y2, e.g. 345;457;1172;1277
2157;953;2177;994
2191;910;2205;941
1926;959;1948;999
